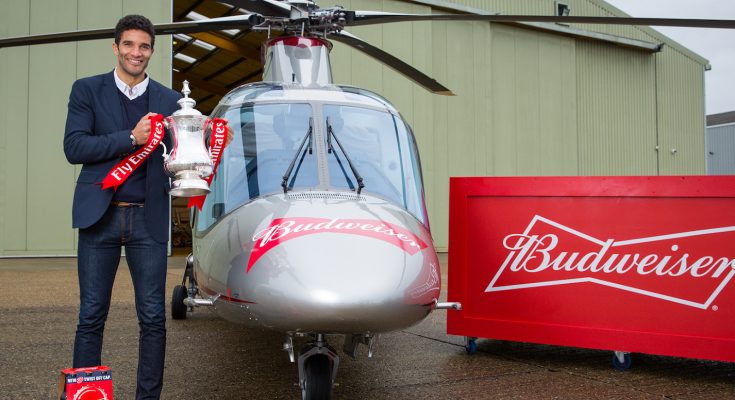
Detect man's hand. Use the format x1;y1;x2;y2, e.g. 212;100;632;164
131;112;158;145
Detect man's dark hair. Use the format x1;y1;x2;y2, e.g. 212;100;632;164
114;14;156;48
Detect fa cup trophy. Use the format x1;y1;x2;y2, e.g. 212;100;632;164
163;81;214;197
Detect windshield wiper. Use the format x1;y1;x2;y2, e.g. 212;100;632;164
327;117;365;195
281;117;313;194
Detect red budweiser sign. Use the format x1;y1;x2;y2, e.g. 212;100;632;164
488;215;735;309
448;176;735;363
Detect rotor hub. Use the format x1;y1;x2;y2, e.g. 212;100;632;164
262;35;334;87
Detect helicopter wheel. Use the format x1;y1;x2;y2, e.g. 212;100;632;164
171;284;188;320
303;354;332;400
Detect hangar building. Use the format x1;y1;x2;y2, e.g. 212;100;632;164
0;0;709;256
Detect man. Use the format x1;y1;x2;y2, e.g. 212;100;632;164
63;14;181;399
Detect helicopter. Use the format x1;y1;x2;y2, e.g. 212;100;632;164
2;1;735;398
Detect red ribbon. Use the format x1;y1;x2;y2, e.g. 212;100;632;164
188;118;229;210
99;114;165;191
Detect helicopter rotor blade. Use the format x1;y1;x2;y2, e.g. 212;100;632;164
223;0;292;18
0;14;263;49
347;12;735;29
329;30;454;96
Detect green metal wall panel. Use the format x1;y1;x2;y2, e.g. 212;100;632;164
576;40;658;175
491;25;518;175
0;1;30;255
0;0;173;256
486;25;579;176
471;22;493;176
655;49;707;174
27;0;77;252
429;20;449;250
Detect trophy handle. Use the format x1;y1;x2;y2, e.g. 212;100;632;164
161;118;171;160
204;117;214;158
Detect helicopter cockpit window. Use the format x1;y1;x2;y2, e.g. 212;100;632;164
196;103;316;231
323;105;427;224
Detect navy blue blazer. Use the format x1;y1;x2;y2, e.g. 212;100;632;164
64;70;181;243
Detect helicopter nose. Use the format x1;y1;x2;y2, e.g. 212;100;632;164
245;217;440;332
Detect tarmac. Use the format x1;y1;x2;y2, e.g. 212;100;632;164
1;253;734;399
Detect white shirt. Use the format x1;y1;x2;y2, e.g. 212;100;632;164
114;68;149;100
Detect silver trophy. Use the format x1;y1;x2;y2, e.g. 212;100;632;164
163;81;214;197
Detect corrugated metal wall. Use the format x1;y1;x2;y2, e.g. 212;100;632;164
707;124;735;174
0;0;173;256
576;40;658;175
655;49;707;174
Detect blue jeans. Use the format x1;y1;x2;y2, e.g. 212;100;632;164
73;206;167;400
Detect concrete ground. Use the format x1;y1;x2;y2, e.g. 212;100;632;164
1;254;734;399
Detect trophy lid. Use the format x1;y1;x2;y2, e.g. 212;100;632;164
172;80;202;117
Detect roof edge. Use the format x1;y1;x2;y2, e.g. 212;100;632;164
402;0;710;65
587;0;710;66
707;111;735;126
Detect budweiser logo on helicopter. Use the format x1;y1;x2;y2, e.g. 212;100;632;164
249;217;429;270
3;0;735;398
487;215;735;309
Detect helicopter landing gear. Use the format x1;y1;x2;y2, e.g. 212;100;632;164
171;254;199;320
297;334;339;400
342;333;377;360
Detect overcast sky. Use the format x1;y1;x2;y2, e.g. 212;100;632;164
604;0;735;115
